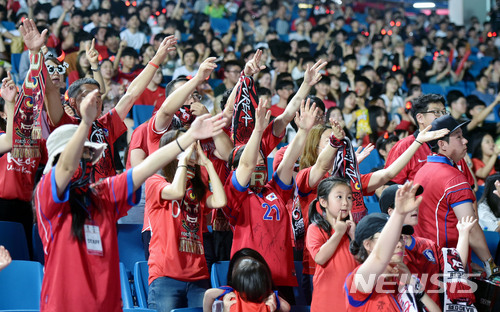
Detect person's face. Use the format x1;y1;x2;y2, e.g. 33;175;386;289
121;55;136;69
481;134;496;157
376;113;387;129
479;77;488;89
211;40;223;53
275;60;288;73
417;102;446;128
451;97;467;115
258;73;271;89
318;129;333;151
183;52;196;67
73;84;102;119
106;35;120;51
386;79;398;93
144;46;155;60
79;53;90;68
101;0;111;9
345;59;357;71
152;68;163;85
330;76;340;90
277;85;294;100
225;66;241;84
157;14;167;26
100;61;114;79
368;232;406;263
344;93;356;111
128;15;139;29
140;7;151;20
71;15;83;28
355;81;368;97
96;27;106;42
320;184;352;221
412;58;422;70
46;60;66;89
440;129;468;162
469;104;485;118
100;12;111;24
315;82;330;97
327;65;341;77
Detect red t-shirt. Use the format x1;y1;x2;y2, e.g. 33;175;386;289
35;168;140;312
134;86;166;112
222;171;297;287
270;105;285;118
404;235;443;307
57;108;127;182
471;157;497;186
413;155;475;249
126;122;149;169
116;68;143;88
145;174;211;284
344;266;401;311
384;133;475;187
95;45;109;60
307;224;358;312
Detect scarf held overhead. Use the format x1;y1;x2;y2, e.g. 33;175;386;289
231;73;258;146
12;51;47;159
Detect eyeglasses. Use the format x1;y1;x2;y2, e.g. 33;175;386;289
46;64;67;75
189;93;202;101
423;110;448;117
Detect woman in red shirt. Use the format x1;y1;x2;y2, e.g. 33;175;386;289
471;132;500;186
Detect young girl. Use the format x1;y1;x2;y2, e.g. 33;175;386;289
362;106;396;147
203;248;291;312
380;76;404;124
146;131;227;312
471;132;500;186
338;91;358;138
306;177;358;312
345;182;440;312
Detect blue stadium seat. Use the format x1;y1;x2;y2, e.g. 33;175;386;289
210;18;230;35
123;309;157;312
291;306;311;312
1;21;16;31
117;224;146;274
208;78;223;89
365;201;381;214
358;149;384;175
471;231;500;267
120;262;134;309
134;260;150;308
293;261;307;306
0;221;29;260
211;261;229;288
421;83;445;96
32;224;44;264
10;53;22;84
132;105;155;129
170;308;203;312
0;260;43;310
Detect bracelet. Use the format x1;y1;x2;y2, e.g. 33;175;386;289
176;138;185;152
415;139;423;145
90;67;99;72
149;61;159;69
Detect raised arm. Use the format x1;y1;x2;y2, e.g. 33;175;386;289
273;60;326;136
354;182;422;293
456;216;477;264
308;120;344;188
196;142;227;208
0;72;16;154
54;90;99;197
277;99;318;185
154;57;217;132
366;126;450;193
467;93;500;132
86;39;105;95
114;35;177;120
235;99;270;186
132;114;227;191
159;143;194;201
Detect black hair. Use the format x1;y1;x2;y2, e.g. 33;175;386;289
231;257;273;303
257;87;272;98
75;31;94;46
338;91;357;112
0;97;5;132
121;47;140;59
317;75;331;85
140;43;153;57
355;76;372;88
410;94;446;125
224;60;243;71
430;135;451;153
307;95;326;114
67;78;100;100
470;132;499;164
183;48;199;61
104;28;120;41
368;106;388;144
276;79;294;90
376;133;399;153
227;248;275;289
308;176;351;234
165;76;189;97
466;95;486;119
349;238;370;263
219;88;233;111
480;173;500;218
446;90;465;107
228;145;245;170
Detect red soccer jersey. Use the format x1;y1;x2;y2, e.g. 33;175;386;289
471;157;496;186
134;86;166;112
34;168;140;312
116;68;143;88
145;174;211;284
269;105;285;118
384;133;475;187
404;235;443;307
413;155;475;249
126;122;149;169
344;266;401;312
307;224;358;312
57;108;127;182
223;171;297;287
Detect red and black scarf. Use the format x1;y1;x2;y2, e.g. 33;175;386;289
231;72;259;146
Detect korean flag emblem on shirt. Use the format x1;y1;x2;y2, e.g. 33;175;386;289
423;249;436;263
266;193;278;201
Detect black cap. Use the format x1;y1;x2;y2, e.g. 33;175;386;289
428;115;469;148
354;213;414;246
379;184;424;214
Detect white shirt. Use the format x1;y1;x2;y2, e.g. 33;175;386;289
478;201;500;231
120;29;148;50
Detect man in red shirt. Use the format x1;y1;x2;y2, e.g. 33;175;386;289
384;94;475;188
414;115;499;277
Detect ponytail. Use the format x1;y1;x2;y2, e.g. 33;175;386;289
308;198;331;233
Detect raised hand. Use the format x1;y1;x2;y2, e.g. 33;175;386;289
86;38;99;67
19;19;48;53
255;98;271;132
456;216;477;234
194;57;217;83
244;49;266;76
190;102;209;116
151;35;177;65
1;72;17;103
79;89;100;124
330;119;346;141
303;59;327;87
332;212;348;236
355;143;374;163
494;180;500;198
416;125;450;143
295;98;318;131
195;141;211;167
394;181;423;216
188;113;227;140
178;142;195;166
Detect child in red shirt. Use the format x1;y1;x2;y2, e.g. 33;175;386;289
306;177;358;312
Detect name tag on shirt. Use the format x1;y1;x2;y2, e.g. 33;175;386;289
84;224;103;256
